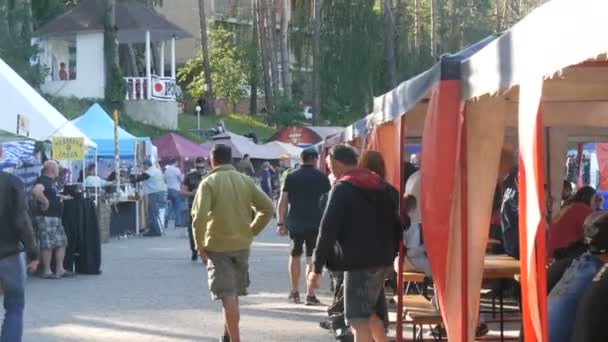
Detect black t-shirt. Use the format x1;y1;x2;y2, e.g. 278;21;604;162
283;165;330;234
570;263;608;342
183;171;204;208
35;175;62;217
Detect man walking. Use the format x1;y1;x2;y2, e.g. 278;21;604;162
308;145;401;342
164;159;184;229
277;148;330;305
0;145;39;341
236;154;255;177
192;144;274;342
181;157;208;260
32;160;72;279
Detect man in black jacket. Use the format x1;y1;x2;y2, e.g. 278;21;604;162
0;145;39;341
308;145;400;342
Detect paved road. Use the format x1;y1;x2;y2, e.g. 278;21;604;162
25;221;336;342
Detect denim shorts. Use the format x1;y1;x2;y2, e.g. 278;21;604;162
206;249;250;300
344;265;393;325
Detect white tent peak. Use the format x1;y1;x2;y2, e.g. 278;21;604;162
0;57;96;147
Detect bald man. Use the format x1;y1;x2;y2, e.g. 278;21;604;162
32;161;71;279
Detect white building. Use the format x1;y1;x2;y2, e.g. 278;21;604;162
36;0;192;129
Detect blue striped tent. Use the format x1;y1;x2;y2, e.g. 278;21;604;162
0;140;38;170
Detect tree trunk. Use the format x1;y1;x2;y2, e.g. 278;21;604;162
198;0;216;115
127;44;139;76
279;0;291;99
430;0;435;58
450;0;462;51
383;0;397;88
266;0;280;98
394;0;402;70
249;0;259;115
413;0;419;52
312;0;322;125
256;0;273;112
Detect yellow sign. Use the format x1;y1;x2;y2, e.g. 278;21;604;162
52;137;85;160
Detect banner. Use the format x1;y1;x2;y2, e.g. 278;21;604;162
151;76;177;101
52;137;85;160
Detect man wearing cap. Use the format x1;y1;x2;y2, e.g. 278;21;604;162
181;157;208;260
192;144;273;342
132;159;167;237
277;148;330;305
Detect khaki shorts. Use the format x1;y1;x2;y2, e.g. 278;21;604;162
206;249;250;300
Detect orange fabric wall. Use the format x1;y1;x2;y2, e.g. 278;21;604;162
364;122;401;189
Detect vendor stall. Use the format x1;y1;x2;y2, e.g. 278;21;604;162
72;103;152;237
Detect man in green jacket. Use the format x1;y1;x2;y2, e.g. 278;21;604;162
192;144;274;342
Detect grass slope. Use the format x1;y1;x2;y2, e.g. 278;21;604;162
46;95;275;143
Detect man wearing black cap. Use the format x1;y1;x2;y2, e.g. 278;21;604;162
131;159;167;237
277;148;330;305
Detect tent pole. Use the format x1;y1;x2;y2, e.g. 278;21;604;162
146;30;152;100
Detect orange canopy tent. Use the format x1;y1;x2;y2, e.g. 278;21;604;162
327;0;608;341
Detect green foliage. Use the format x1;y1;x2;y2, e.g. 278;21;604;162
267;97;303;127
178;26;246;105
319;0;381;122
31;0;66;29
0;1;46;87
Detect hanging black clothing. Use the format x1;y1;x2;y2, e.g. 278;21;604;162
62;197;101;274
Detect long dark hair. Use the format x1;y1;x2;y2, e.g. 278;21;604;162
567;186;596;206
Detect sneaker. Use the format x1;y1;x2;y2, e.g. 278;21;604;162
191;252;198;261
219;336;230;342
319;320;331;330
288;291;301;303
305;295;321;306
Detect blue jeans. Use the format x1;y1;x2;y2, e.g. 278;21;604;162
166;189;185;227
344;266;392;326
148;192;167;235
0;253;26;342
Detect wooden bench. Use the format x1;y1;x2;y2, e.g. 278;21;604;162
402;271;429;295
395;295;443;341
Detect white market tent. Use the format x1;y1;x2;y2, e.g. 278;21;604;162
0;57;95;147
210;131;286;160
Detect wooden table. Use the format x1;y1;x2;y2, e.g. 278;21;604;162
483;255;520;342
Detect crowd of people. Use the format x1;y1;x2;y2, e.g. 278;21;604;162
4;136;608;342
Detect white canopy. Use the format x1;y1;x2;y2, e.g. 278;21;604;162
0;58;96;147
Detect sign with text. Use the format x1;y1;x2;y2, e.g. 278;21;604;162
52;137;85;160
151;76;177;101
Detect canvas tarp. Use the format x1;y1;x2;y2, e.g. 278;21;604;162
210;131;285;160
0;58;95;147
73;103;149;158
152;133;211;165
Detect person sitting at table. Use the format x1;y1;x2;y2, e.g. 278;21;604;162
548;186;595;259
547;211;608;342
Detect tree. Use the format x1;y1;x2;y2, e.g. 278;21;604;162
278;0;291;99
198;0;215;115
255;0;273;111
311;0;321;124
266;0;280;97
382;0;397;88
178;27;246;108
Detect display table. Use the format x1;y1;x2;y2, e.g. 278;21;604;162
62;197;102;275
109;199;141;237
